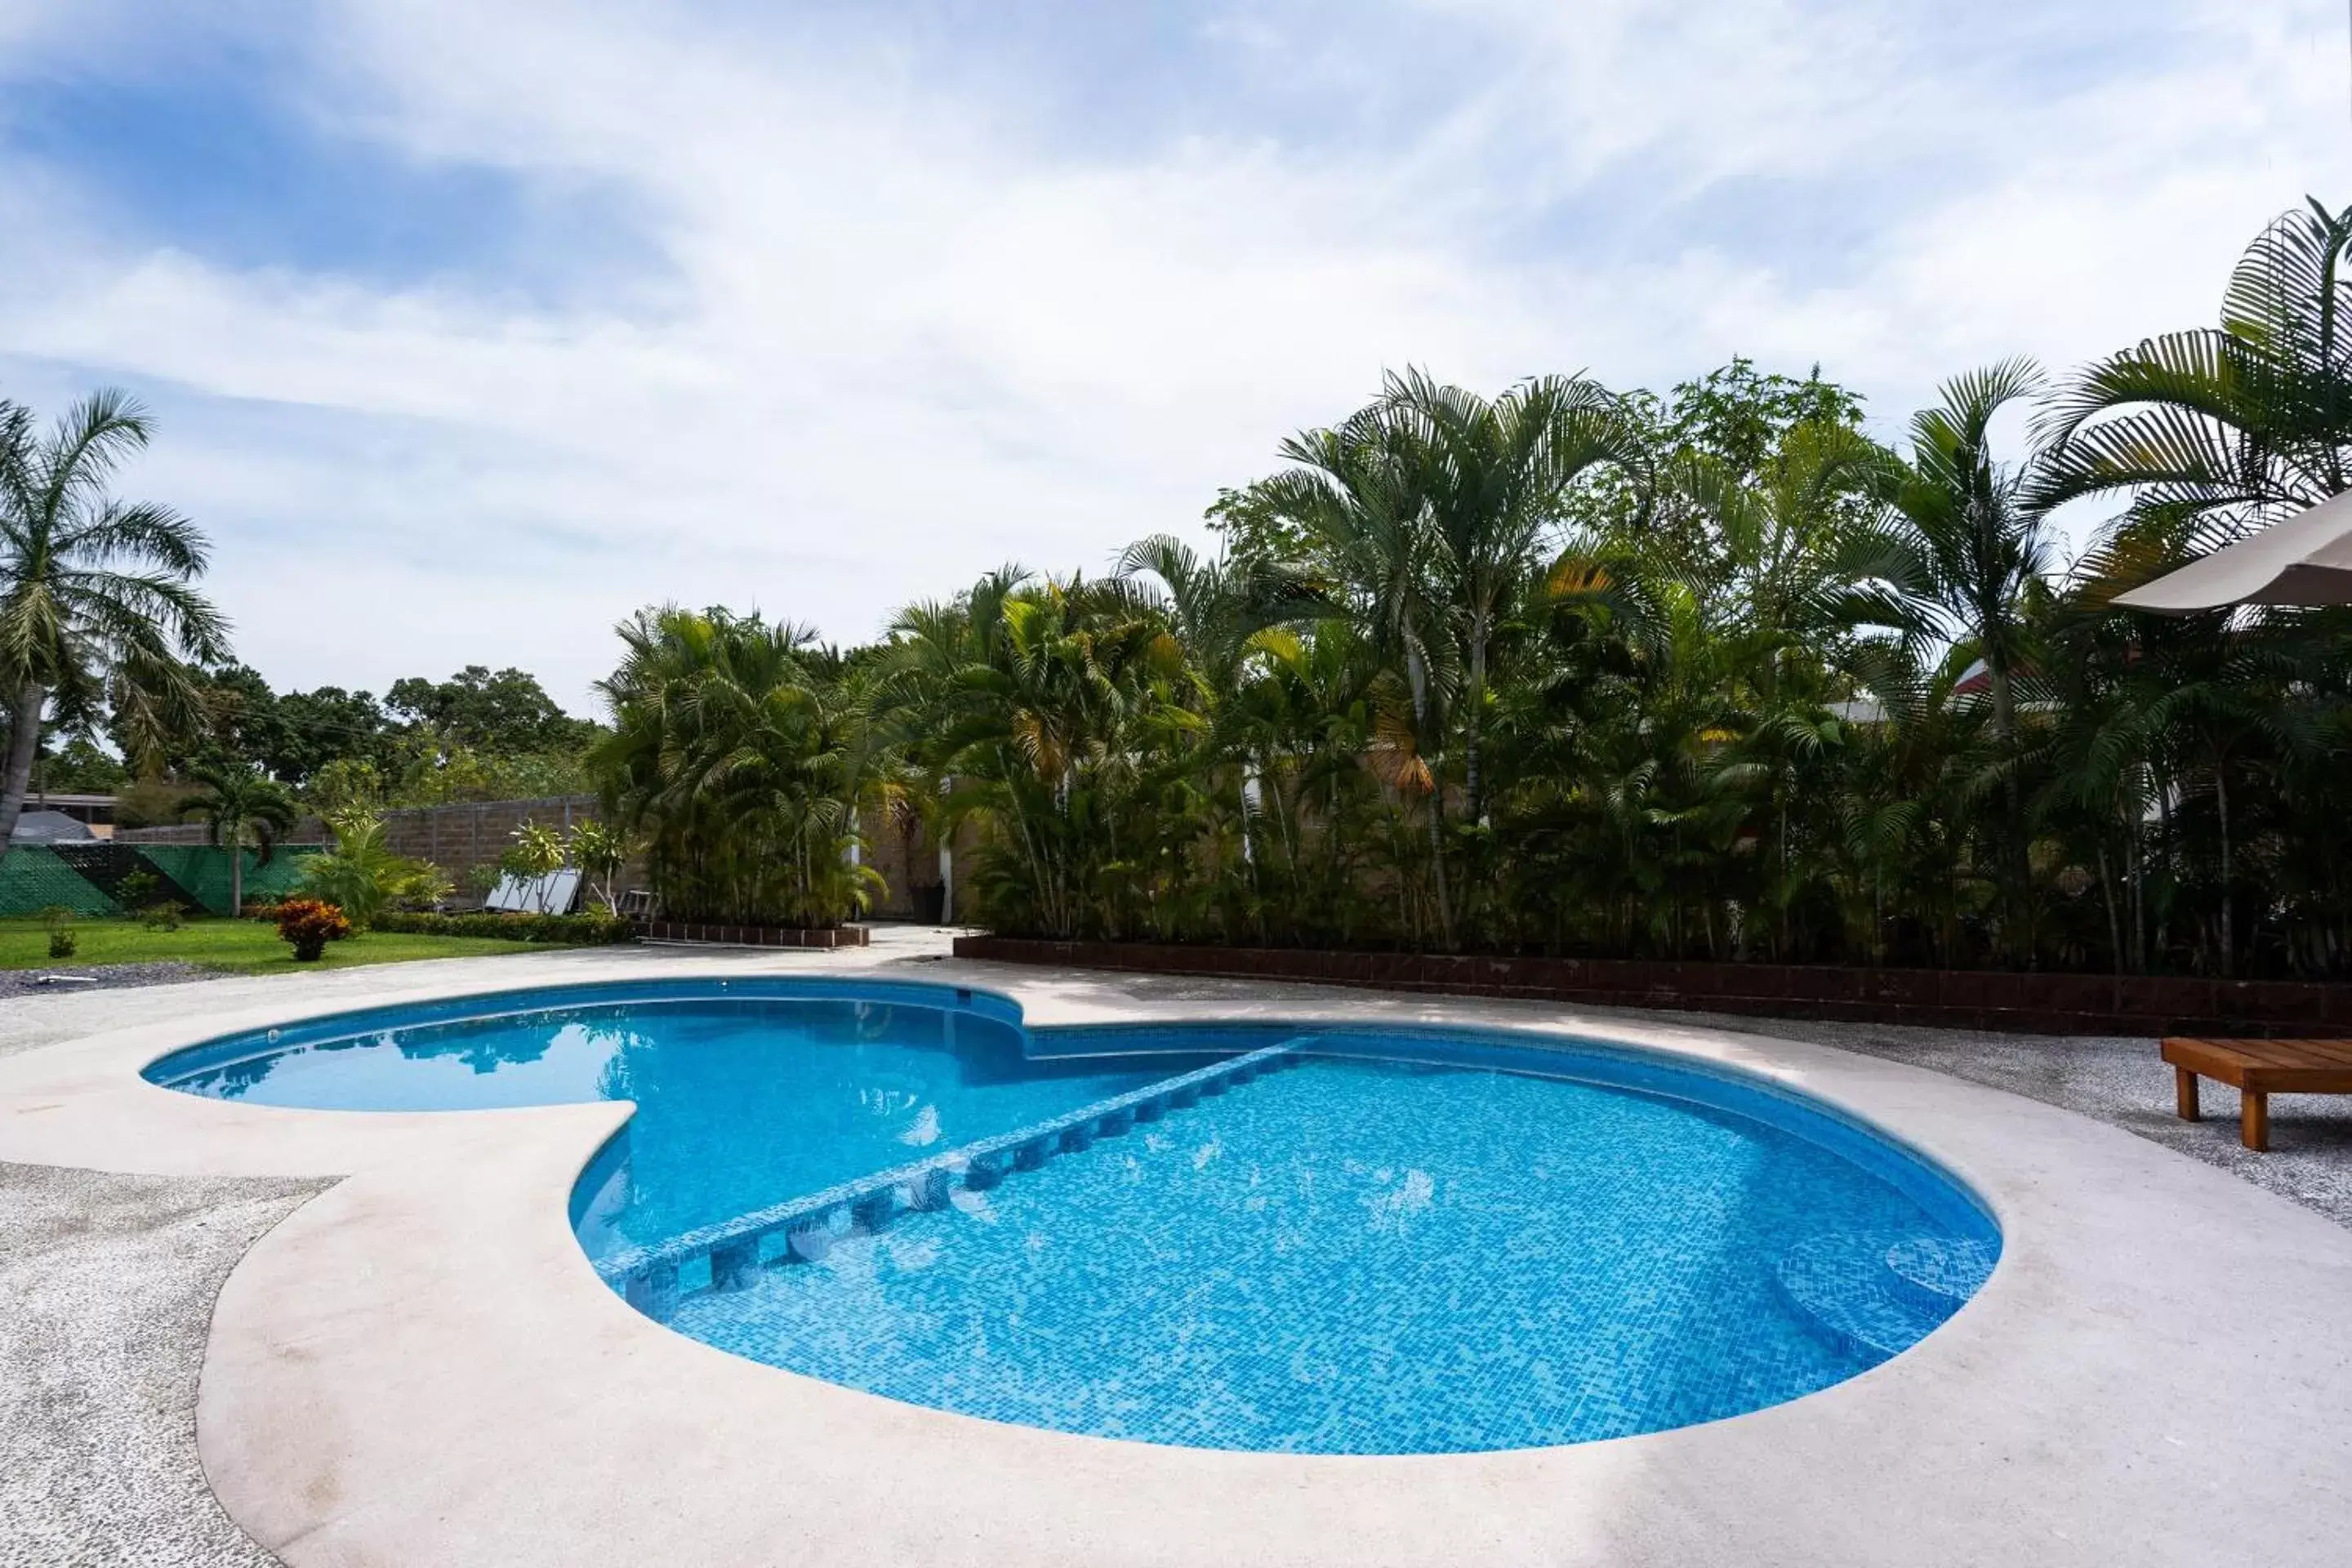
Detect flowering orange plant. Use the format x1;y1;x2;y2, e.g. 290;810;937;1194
274;898;353;962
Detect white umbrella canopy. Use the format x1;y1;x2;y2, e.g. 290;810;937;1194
2113;488;2352;612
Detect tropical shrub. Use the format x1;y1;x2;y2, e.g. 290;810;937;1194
114;867;162;915
504;820;566;878
300;808;450;926
566;820;627;915
40;903;75;959
136;901;185;932
496;821;568;908
274;897;351;961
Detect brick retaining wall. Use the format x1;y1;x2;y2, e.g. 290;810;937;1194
950;936;2352;1037
636;920;870;949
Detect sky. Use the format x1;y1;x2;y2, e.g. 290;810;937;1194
2;1;2349;714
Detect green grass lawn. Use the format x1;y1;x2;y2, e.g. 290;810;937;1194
0;915;555;975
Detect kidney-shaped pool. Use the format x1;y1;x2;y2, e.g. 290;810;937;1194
145;978;1998;1454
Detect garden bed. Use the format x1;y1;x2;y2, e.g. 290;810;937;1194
951;936;2352;1037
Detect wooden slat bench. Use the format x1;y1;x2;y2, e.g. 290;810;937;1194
2161;1037;2352;1151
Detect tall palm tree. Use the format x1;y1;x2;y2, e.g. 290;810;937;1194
1253;371;1646;947
592;607;880;928
1379;368;1647;826
1257;402;1459;940
180;760;298;915
0;390;228;851
1887;360;2057;958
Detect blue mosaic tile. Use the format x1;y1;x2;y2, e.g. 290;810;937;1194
662;1058;1997;1454
1882;1234;1998;1316
1772;1234;1947;1359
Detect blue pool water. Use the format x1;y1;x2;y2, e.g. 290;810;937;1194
147;982;1196;1255
146;980;2000;1454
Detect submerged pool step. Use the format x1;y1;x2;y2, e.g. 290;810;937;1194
1881;1235;1997;1316
1772;1232;1988;1361
602;1038;1312;1321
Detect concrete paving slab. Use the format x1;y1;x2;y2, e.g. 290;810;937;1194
0;931;2347;1567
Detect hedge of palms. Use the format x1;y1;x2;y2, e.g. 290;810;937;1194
598;200;2352;976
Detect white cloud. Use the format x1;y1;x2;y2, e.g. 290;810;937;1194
1;0;2346;706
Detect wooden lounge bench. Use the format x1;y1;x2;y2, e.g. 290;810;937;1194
2161;1037;2352;1151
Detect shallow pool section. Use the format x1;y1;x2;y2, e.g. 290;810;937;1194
143;980;1199;1257
145;981;1999;1454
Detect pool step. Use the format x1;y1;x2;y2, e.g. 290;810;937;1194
602;1038;1312;1321
1882;1235;1997;1316
1773;1232;1994;1362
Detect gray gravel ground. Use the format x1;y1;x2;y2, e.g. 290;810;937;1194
1626;1006;2352;1230
0;962;219;1002
0;1161;328;1568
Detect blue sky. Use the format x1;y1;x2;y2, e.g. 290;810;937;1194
2;0;2348;708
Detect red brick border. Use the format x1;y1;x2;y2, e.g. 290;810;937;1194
636;920;869;949
951;935;2352;1037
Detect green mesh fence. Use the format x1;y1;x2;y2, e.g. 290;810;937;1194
0;844;323;917
0;848;117;916
134;844;323;915
242;849;321;903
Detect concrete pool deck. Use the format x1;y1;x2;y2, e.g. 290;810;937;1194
3;932;2350;1566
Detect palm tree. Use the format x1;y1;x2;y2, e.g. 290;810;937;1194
2030;202;2352;975
2034;198;2352;547
1379;368;1647;827
1251;371;1646;947
0;390;228;851
1886;360;2057;958
592;607;881;928
181;760;298;915
1256;404;1459;941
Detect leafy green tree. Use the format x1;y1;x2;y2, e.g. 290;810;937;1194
267;684;394;784
31;734;130;795
122;662;279;777
388;666;598;755
306;756;386;816
0;390;227;851
1656;358;1869;483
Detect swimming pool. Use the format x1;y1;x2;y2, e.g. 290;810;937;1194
146;978;1999;1454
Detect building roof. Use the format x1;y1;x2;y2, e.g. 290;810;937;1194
9;809;98;843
